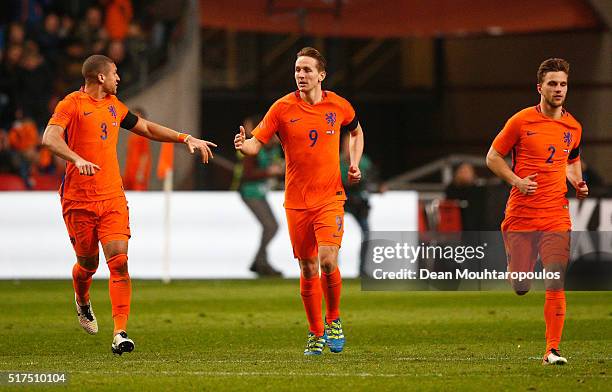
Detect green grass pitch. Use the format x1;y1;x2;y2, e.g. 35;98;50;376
0;280;610;391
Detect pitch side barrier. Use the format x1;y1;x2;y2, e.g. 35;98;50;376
0;191;418;279
361;231;612;291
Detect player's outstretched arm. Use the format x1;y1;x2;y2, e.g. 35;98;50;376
486;146;538;195
129;117;217;163
234;126;263;156
42;125;100;175
566;160;588;199
348;124;364;184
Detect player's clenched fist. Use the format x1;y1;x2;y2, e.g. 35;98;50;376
515;173;538;195
74;158;101;176
348;165;361;185
234;126;246;151
576;180;588;200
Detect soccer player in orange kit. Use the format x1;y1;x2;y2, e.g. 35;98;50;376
486;58;588;365
42;54;216;355
234;47;364;355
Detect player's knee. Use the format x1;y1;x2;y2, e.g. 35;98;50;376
102;239;129;258
299;259;318;278
77;255;99;271
107;253;129;276
318;251;337;271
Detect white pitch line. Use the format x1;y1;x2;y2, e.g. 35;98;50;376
66;370;611;379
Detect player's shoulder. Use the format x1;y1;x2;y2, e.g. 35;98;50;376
268;92;299;114
60;90;85;104
109;94;125;105
512;106;539;121
275;92;300;105
502;106;537;129
52;91;84;113
325;90;351;106
561;109;582;129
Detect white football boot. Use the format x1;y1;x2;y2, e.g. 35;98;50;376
75;295;98;335
111;331;135;355
543;348;568;365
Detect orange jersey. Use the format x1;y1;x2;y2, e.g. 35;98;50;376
252;91;356;209
492;105;582;218
123;133;151;190
48;90;130;201
8;119;39;151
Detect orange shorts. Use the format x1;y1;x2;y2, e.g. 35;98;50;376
501;215;571;273
285;200;345;259
62;196;131;256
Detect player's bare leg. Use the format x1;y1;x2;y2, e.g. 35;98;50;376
319;245;345;353
542;261;568;365
102;239;134;355
73;254;99;334
299;257;326;355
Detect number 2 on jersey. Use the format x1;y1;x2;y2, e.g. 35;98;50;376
308;129;318;147
100;122;108;140
546;145;555;163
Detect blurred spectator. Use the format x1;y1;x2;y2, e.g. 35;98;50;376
0;44;23;127
233;114;284;277
7;23;26;46
36;144;62;175
59;14;87;89
7;110;39;187
58;14;76;40
445;162;486;230
102;0;133;41
0;128;17;174
123;107;151;190
107;39;135;85
16;44;53;130
34;13;62;67
76;6;108;54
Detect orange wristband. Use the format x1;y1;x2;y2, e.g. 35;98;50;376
177;133;191;143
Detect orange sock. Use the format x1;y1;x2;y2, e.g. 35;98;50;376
300;274;324;336
107;254;131;335
544;289;566;353
321;267;342;323
72;263;96;304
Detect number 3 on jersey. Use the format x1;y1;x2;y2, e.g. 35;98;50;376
308;129;318;147
100;122;108;140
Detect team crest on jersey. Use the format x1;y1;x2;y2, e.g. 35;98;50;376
108;105;117;119
563;131;572;147
325;112;337;127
